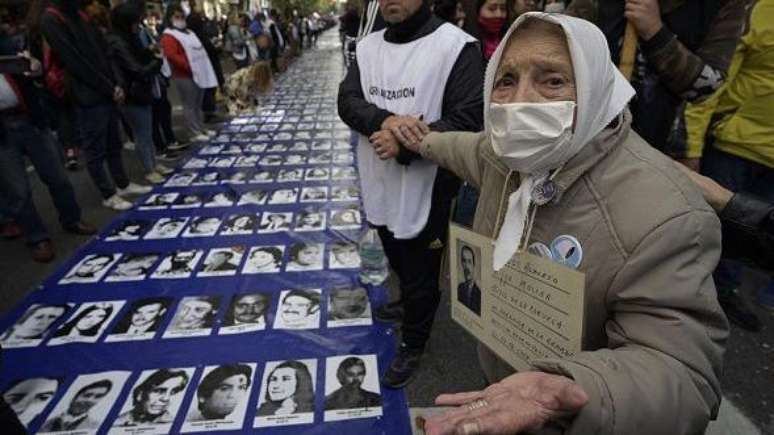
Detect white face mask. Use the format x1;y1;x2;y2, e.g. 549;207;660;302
172;19;187;30
488;100;576;174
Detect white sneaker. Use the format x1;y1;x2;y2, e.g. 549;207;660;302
117;182;152;196
191;133;210;142
205;129;217;137
102;194;132;211
145;172;165;184
123;141;135;151
155;164;174;175
168;141;187;151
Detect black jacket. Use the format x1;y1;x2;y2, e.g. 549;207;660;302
39;2;122;106
105;33;161;106
720;193;774;273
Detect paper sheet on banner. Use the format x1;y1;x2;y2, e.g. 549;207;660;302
449;224;585;371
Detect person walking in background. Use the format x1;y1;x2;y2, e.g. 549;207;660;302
185;0;224;124
160;4;217;143
225;12;251;69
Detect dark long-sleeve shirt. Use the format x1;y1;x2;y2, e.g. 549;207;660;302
720;193;774;272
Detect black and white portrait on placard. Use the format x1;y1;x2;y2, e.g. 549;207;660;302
277;168;302;182
330;208;362;230
260;155;283;166
304;168;329;182
144;217;189;240
221;214;258;235
182;216;222;238
289;141;308;151
2;376;62;428
331;166;357;181
331;186;360;202
274;132;292;141
182;364;255;432
300;187;327;203
192;171;220;185
333;151;354;165
197;247;244;277
333;139;350;150
273;289;321;330
246;143;267;153
106;297;171;342
171;193;204;209
258;212;292;233
286;243;324;272
183;157;208;169
294;210;325;232
0;304;71;348
59;254;122;284
234;155;260;167
222;170;247;184
150;250;203;279
204;192;236;208
327;288;372;328
200;145;223;155
209;156;235;168
237;190;268;206
104;253;160;282
48;301;124;346
163;296;220;338
39;371;130;434
164;172;197;187
308;152;331;164
242;245;284;274
139;193;179;210
110;368;193;434
105;220;150;241
220;293;271;334
323;355;382;421
250;170;274;184
311;140;331;150
254;359;316;428
221;144;243;155
283;154;305;166
457;242;482;316
268;188;298;205
329;242;361;270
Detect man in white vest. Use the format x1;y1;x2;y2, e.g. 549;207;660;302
338;0;484;388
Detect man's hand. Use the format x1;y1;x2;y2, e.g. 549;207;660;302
381;115;430;147
423;372;588;435
624;0;663;40
113;86;126;105
675;162;733;212
369;130;401;160
19;51;42;78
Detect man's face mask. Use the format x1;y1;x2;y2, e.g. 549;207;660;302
488;100;576;174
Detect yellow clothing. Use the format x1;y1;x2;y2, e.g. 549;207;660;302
685;0;774;168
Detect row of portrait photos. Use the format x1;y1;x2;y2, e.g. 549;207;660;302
163;166;357;188
4;354;382;434
181;151;355;170
1;287;373;348
138;186;360;210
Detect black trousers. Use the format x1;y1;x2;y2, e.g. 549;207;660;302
376;172;456;350
151;85;176;151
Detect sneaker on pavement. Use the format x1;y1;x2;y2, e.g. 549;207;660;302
205;129;217;137
374;301;404;323
65;149;79;170
155;164;174;175
719;291;762;332
102;194;133;211
30;240;55;263
63;221;97;236
117;182;152;196
382;344;423;389
167;141;188;151
157;151;181;161
145;171;165;184
191;133;210;142
1;221;23;239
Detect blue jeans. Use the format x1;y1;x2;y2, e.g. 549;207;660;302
701;146;774;297
0;115;81;243
76;104;129;199
121;105;156;173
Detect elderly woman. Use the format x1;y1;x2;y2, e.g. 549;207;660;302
395;12;727;435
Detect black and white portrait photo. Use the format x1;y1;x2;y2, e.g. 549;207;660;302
260;155;283;166
105;220;150;242
182;364;255;432
286;243;324;272
273;289;321;330
200;145;224;155
304;168;329;181
277;168;302;182
163;296;221;338
39;371;130;435
331;166;357;181
183;157;208;169
294;131;311;140
242;245;284;274
294;210;326;232
457;243;482;316
164;172;197;187
237;190;268;206
250;170;274;184
222;170;247;184
300;187;328;203
110;368;193;434
330;208;362;230
221;144;243;155
258;212;292;233
3;376;62;428
48;301;124;346
182;216;222;238
209;156;235;168
106;297;171;342
308;152;331;164
254;359;316;428
333;139;350;150
327;288;372;328
283;154;306;166
333;151;355;165
171;193;204;209
104;253;160;282
246;143;267;153
331;186;360;202
192;171;220;185
311;140;331;150
144;217;189;240
323;355;382;421
150;250;203;279
220;214;258;235
0;304;71;348
220;293;271;334
267;144;286;153
197;247;245;277
289;141;309;151
139;193;179;210
59;254;122;284
234;155;260;167
329;242;361;269
204;192;236;208
274;132;293;141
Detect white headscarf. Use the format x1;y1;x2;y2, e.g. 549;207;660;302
486;12;635;270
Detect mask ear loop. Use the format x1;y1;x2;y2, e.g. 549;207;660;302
518;162;567;253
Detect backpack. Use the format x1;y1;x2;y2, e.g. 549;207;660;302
42;6;89;98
